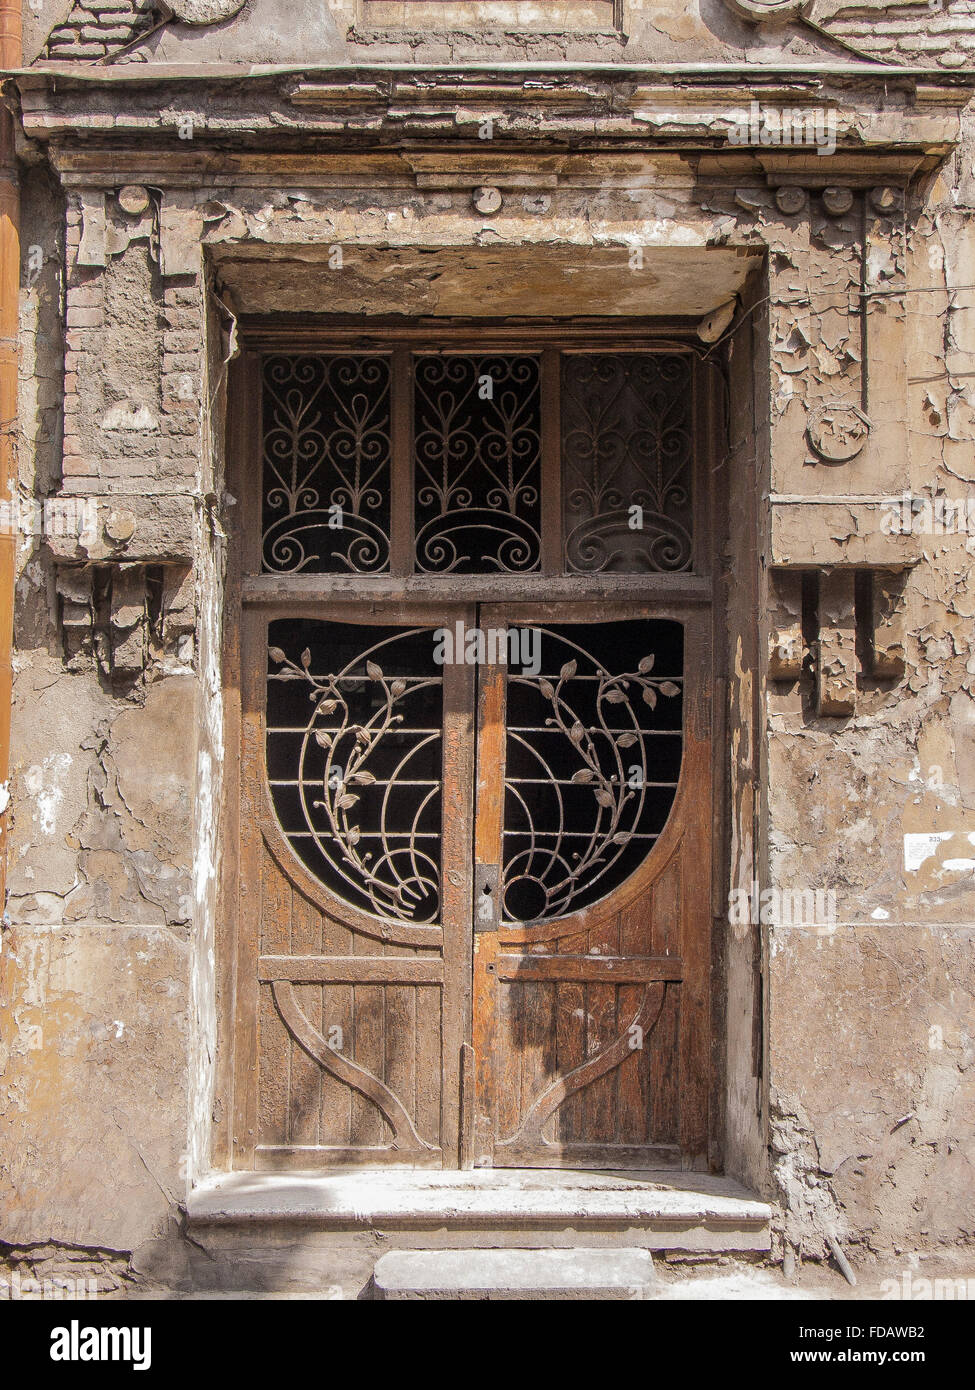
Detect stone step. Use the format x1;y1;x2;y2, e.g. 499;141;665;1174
184;1168;772;1253
371;1247;657;1300
155;1170;772;1294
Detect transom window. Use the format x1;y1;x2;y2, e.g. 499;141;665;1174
259;346;696;578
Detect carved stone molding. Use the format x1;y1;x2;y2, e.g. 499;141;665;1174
724;0;803;19
806;401;872;464
169;0;247;22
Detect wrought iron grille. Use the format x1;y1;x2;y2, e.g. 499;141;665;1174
502;621;684;922
561;354;693;573
262;355;392;574
413;355;542;574
258;348;697;576
266;621;443;923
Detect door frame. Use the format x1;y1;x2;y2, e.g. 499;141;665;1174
213;318;728;1174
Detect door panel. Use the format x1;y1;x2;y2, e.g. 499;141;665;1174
472;605;711;1170
234;604;475;1170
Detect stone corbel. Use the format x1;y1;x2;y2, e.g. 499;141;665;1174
815;570;857;718
768;567;908;715
77;189;106;269
159;194;205;279
767;569;804;681
55;561;196;680
76;185;161;268
869;569;907;679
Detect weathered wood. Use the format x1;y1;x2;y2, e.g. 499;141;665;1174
258;955;445;983
244;573;712;607
227;336;716;1175
491;955;684;982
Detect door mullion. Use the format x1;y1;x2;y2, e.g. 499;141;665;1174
439;606;477;1167
471;610;508;1168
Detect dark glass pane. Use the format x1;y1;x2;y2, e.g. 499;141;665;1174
562;354;693;573
501;620;684;923
413;355;542;574
262;355;391;574
266;620;443;923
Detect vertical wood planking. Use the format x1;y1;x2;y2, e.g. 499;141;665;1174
385;937;418;1151
319;903;353;1147
258;848;291;1146
618;902;649;1146
584;914;620;1144
289;889;323;1146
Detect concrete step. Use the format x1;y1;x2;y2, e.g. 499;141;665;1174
147;1169;773;1295
371;1247;657;1300
184;1168;771;1254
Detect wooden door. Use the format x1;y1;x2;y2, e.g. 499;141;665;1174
225;327;719;1173
471;605;711;1170
234;603;477;1169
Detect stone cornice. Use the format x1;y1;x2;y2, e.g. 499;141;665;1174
10;67;968;170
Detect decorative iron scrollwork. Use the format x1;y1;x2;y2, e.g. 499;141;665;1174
266;622;442;922
413;355;542;574
262;356;392;574
562;354;693;573
502;622;684;923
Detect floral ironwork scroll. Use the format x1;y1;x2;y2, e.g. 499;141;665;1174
561;354;693;573
502;622;684;923
413;355;542;574
262;356;391;574
266;622;442;922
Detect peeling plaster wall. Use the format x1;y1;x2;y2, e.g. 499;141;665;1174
3;56;975;1282
1;176;204;1258
723;266;769;1194
757;137;975;1259
27;0;975;69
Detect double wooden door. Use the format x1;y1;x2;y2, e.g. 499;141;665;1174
227;329;717;1172
233;598;711;1171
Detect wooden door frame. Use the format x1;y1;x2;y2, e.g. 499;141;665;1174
212;319;728;1174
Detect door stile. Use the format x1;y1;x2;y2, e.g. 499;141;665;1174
470;649;508;1168
438;611;477;1166
233;604;269;1169
676;616;713;1169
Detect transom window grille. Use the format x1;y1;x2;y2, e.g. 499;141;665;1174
259;348;696;577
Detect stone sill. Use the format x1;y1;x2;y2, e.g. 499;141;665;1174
185;1169;774;1251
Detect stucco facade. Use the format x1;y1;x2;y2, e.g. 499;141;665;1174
1;0;973;1296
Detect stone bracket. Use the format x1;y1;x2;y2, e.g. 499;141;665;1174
816;569;857;718
56;562;195;681
768;567;907;716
